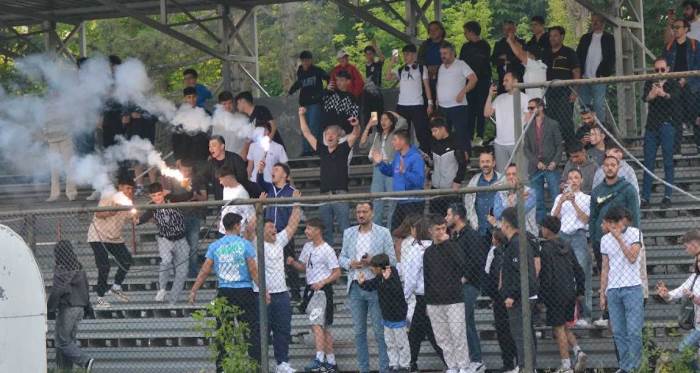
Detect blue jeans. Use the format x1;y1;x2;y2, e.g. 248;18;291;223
607;285;644;372
577;84;607;121
642;122;675;201
268;291;292;365
463;283;482;362
559;230;592;319
529;170;561;223
349;282;389;372
371;167;395;228
440;105;472;154
184;215;202;277
319;200;350;246
304;104;322;155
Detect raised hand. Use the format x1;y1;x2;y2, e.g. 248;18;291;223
298;107;306;116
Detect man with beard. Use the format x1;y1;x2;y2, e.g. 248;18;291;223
464;151;503;238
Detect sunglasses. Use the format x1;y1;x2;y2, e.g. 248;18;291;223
527;106;537;111
403;64;418;71
655;68;667;73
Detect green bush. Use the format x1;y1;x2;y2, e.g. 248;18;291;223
192;297;258;373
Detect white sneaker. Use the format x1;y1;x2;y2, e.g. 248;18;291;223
154;289;167;302
593;318;609;328
86;191;100;201
46;195;59;202
469;362;486;373
446;370;459;373
503;368;519;373
574;351;588;372
108;285;129;302
94;297;111;308
574;319;592;329
276;362;296;373
555;368;573;373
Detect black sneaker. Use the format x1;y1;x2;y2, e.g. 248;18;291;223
661;197;672;208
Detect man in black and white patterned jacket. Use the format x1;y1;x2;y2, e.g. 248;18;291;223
321;70;360;134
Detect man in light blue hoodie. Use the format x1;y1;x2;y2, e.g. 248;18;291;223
372;129;426;231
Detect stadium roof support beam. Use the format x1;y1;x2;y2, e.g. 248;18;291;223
331;0;417;44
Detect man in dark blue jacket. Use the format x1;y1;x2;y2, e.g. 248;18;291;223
372;129;425;231
576;14;616;120
256;160;302;301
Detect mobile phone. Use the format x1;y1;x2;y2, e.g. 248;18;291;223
370;111;378;121
392;49;399;57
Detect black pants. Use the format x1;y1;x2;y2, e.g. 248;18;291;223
409;295;445;369
428;195;461;216
507;299;537;369
391;201;424;232
396;104;431;154
467;77;491;139
89;242;132;297
283;238;301;300
492;295;517;370
216;287;261;370
593;240;603;274
545;87;575;147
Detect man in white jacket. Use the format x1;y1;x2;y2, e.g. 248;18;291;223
44;116;77;202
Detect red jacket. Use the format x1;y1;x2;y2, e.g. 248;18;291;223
329;63;365;98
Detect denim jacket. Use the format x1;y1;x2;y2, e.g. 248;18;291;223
338;223;396;294
663;38;700;92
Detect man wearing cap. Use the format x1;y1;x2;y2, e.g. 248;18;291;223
329;50;364;99
289;51;330;156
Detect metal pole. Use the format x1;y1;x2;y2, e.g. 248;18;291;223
512;89;534;372
79;22;87;57
255;201;269;372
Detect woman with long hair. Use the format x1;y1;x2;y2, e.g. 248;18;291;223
47;240;94;371
362;111;407;227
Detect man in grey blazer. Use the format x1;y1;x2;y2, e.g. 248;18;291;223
338;201;396;373
524;97;564;223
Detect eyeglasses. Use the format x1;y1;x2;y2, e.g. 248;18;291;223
527;106;537;111
655;68;667;73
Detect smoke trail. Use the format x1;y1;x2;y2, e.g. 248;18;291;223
211;104;255;140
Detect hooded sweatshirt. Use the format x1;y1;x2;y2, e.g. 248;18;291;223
377;145;425;203
539;238;585;305
589;177;640;246
429;135;467;189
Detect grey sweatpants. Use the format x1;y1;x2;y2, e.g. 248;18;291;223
494;143;515;174
157;236;189;304
384;325;410;368
55;306;90;368
427;303;470;370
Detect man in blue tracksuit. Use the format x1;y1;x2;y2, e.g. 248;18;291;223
256;161;303;302
372;128;426;231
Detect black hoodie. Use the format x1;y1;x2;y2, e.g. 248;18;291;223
424;239;467;305
539;237;585;305
359;265;407;322
500;232;539;301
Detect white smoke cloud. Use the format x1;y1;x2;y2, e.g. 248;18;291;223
112;58;176;121
211;104;255;140
172;104;212;133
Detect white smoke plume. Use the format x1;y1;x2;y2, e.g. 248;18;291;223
112;58;176;121
172;104;212;133
211;104;255;140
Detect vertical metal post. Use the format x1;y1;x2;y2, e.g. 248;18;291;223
43;20;57;52
160;0;168;24
405;0;417;38
251;8;260;96
25;213;36;252
512;89;534;372
79;22;87;57
433;0;442;22
255;202;269;373
218;5;232;93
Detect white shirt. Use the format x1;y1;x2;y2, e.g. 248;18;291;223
668;273;700;330
252;230;290;294
690;19;700;43
219;185;254;234
395;65;429;106
247;140;288;183
551;191;591;234
437;59;474;108
523;58;547;99
584;32;604;79
353;231;372;281
299;241;339;285
492;92;529;146
402;240;432;299
601;226;643;290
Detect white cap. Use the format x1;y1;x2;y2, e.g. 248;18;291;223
336;49;349;59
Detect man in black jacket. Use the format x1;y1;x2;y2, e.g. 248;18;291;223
423;214;471;372
500;207;539;370
172;87;211;167
491;21;525;94
289;51;330;156
539;216;588;372
206;135;262;199
576;14;615;121
460;21;492;145
428;117;467;215
446;204;488;373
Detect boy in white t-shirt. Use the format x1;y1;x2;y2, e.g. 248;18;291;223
287;218;341;372
217;166;254;235
247;122;288;183
506;32;548;99
483;70;529;173
599;206;644;373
